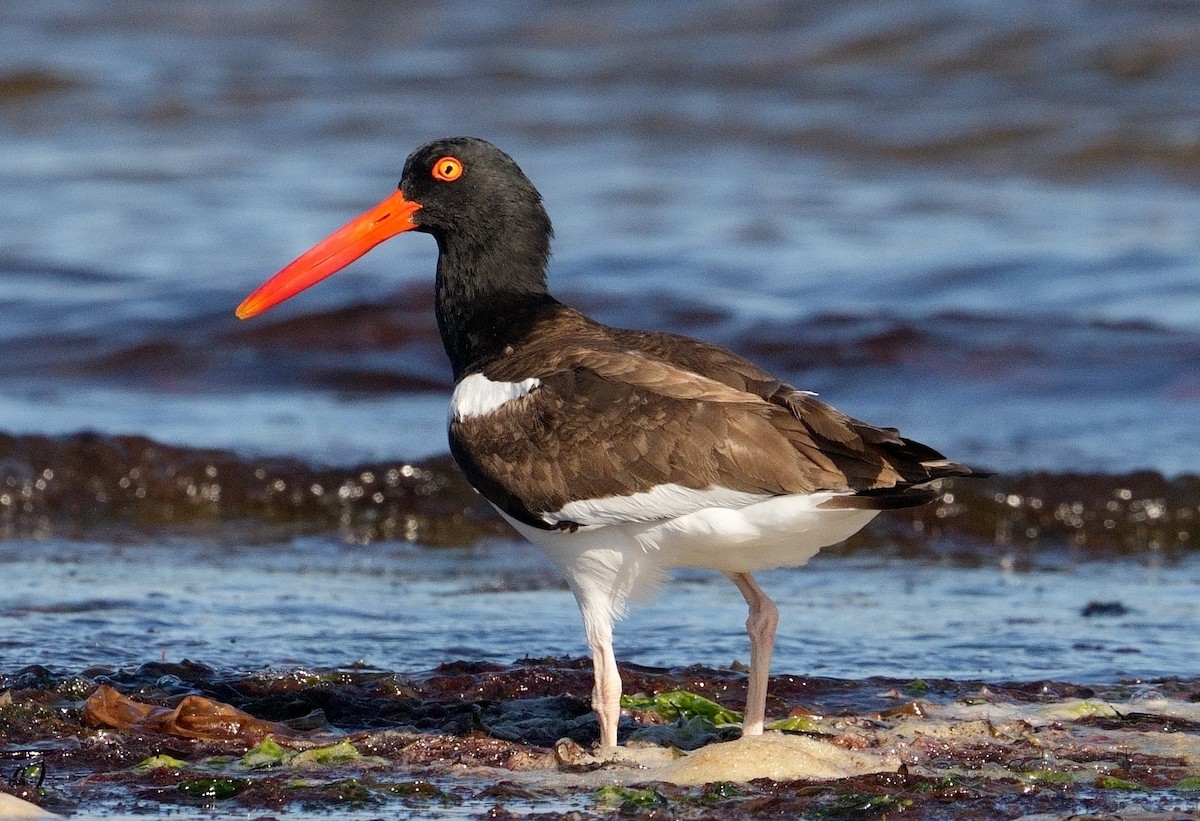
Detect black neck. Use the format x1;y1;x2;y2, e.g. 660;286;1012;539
433;228;556;377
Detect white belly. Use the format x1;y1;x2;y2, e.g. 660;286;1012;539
498;494;878;619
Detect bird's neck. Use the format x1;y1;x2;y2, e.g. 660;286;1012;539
433;229;557;378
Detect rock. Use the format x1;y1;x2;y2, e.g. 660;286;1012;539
0;793;61;819
664;733;900;785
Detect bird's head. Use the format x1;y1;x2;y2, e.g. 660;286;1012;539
236;136;550;320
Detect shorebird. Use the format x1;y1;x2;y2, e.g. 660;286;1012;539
237;137;981;748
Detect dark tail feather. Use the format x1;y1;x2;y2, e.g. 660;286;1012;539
819;487;939;511
888;435;994;482
818;452;994;512
919;458;994;481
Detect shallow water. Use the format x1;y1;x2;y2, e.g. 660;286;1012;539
4;536;1197;685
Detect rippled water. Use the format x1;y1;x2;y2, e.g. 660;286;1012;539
5;537;1199;685
1;0;1198;705
3;0;1199;474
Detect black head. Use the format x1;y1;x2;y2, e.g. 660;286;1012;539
401;137;551;244
236;136;554;320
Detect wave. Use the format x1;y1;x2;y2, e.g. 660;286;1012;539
17;289;1200;397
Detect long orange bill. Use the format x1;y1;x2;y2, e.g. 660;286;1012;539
236;189;422;319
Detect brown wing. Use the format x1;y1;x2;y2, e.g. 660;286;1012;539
607;322;979;496
454;307;978;529
450;362;805;530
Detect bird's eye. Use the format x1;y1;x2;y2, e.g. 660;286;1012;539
432;156;464;182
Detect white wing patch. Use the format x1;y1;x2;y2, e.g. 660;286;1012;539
544;483;774;528
450;373;541;421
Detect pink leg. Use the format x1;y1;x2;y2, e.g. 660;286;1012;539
588;630;622;748
577;602;622;748
726;571;779;736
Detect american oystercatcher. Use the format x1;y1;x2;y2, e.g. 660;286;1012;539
237;137;982;749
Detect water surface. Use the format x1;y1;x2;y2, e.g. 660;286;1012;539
2;0;1199;474
4;537;1197;687
1;0;1198;741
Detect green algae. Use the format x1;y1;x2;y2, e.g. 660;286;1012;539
1094;774;1146;790
134;754;188;771
177;776;250;800
1066;700;1118;717
1017;769;1074;785
702;781;744;801
237;736;379;771
1174;776;1200;791
818;791;914;817
594;785;669;813
621;690;743;725
903;679;931;696
240;737;290;769
291;739;364;768
769;714;830;734
330;778;372;803
9;759;46;794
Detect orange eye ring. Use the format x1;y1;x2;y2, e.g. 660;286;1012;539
432;156;464;182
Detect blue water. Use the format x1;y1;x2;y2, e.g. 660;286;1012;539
1;0;1198;693
2;1;1199;475
4;537;1198;684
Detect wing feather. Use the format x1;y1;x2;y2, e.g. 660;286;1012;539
450;307;982;529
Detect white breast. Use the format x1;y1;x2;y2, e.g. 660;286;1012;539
449;373;541;421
